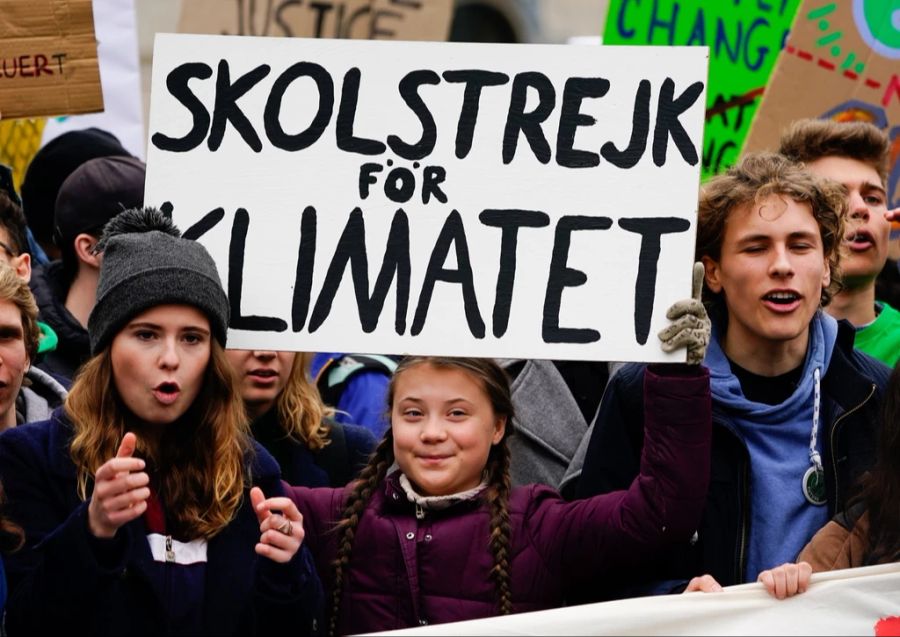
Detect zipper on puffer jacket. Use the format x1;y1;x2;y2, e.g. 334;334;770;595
725;381;876;583
164;535;174;634
735;460;750;584
828;383;877;510
713;417;751;585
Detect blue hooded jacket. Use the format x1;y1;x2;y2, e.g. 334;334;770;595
705;311;837;580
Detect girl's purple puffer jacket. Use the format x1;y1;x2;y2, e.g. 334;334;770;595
288;364;711;635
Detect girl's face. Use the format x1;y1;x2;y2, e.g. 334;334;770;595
391;363;505;497
224;350;297;419
110;304;211;427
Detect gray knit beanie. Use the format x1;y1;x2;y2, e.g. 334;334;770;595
88;207;230;354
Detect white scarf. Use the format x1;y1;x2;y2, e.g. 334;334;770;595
398;473;488;511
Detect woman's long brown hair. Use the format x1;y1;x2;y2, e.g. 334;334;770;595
275;352;334;451
67;340;252;539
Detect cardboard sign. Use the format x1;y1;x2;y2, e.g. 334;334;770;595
744;0;900;211
43;0;145;158
0;0;103;120
144;34;707;361
178;0;453;42
604;0;801;180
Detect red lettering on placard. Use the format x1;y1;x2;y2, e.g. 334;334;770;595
883;74;900;108
0;53;60;79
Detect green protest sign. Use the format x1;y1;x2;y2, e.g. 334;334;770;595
604;0;801;179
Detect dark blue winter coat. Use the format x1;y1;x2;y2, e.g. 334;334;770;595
251;408;376;488
0;409;323;636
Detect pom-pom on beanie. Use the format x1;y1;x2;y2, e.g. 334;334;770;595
88;207;230;354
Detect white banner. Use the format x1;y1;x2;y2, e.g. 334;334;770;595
375;563;900;636
145;34;707;361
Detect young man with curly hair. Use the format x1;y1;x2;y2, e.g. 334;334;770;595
576;153;891;599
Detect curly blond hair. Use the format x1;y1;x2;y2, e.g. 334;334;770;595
275;352;334;451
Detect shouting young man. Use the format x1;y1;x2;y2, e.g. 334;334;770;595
780;119;900;366
575;153;890;599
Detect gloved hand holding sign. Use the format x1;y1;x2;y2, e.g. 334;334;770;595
657;262;711;365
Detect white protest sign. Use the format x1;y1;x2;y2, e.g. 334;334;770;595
375;562;900;636
144;34;707;361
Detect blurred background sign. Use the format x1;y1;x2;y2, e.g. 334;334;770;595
42;0;144;158
602;0;802;181
744;0;900;213
0;0;143;191
140;0;609;151
0;0;103;120
177;0;454;41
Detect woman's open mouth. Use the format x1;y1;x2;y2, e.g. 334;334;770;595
153;381;181;406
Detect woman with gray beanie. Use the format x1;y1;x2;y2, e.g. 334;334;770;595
0;208;323;635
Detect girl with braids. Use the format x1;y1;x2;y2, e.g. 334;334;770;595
696;360;900;600
225;350;376;487
0;208;322;635
289;302;714;636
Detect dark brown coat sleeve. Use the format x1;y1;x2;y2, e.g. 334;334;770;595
797;512;870;572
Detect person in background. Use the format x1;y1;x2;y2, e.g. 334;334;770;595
875;255;900;311
0;190;31;282
20;128;131;264
578;153;891;599
0;164;59;361
779;119;900;366
311;352;396;438
0;209;321;635
0;263;66;430
226;349;376;487
30;155;145;381
501;358;619;495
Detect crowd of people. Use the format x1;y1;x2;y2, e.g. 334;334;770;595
0;113;895;635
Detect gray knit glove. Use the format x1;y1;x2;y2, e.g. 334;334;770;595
657;262;710;365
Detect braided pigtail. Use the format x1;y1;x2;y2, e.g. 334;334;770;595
328;429;395;637
484;439;513;615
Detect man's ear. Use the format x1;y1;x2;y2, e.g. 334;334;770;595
73;233;101;269
701;255;723;293
822;257;831;290
10;251;30;282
